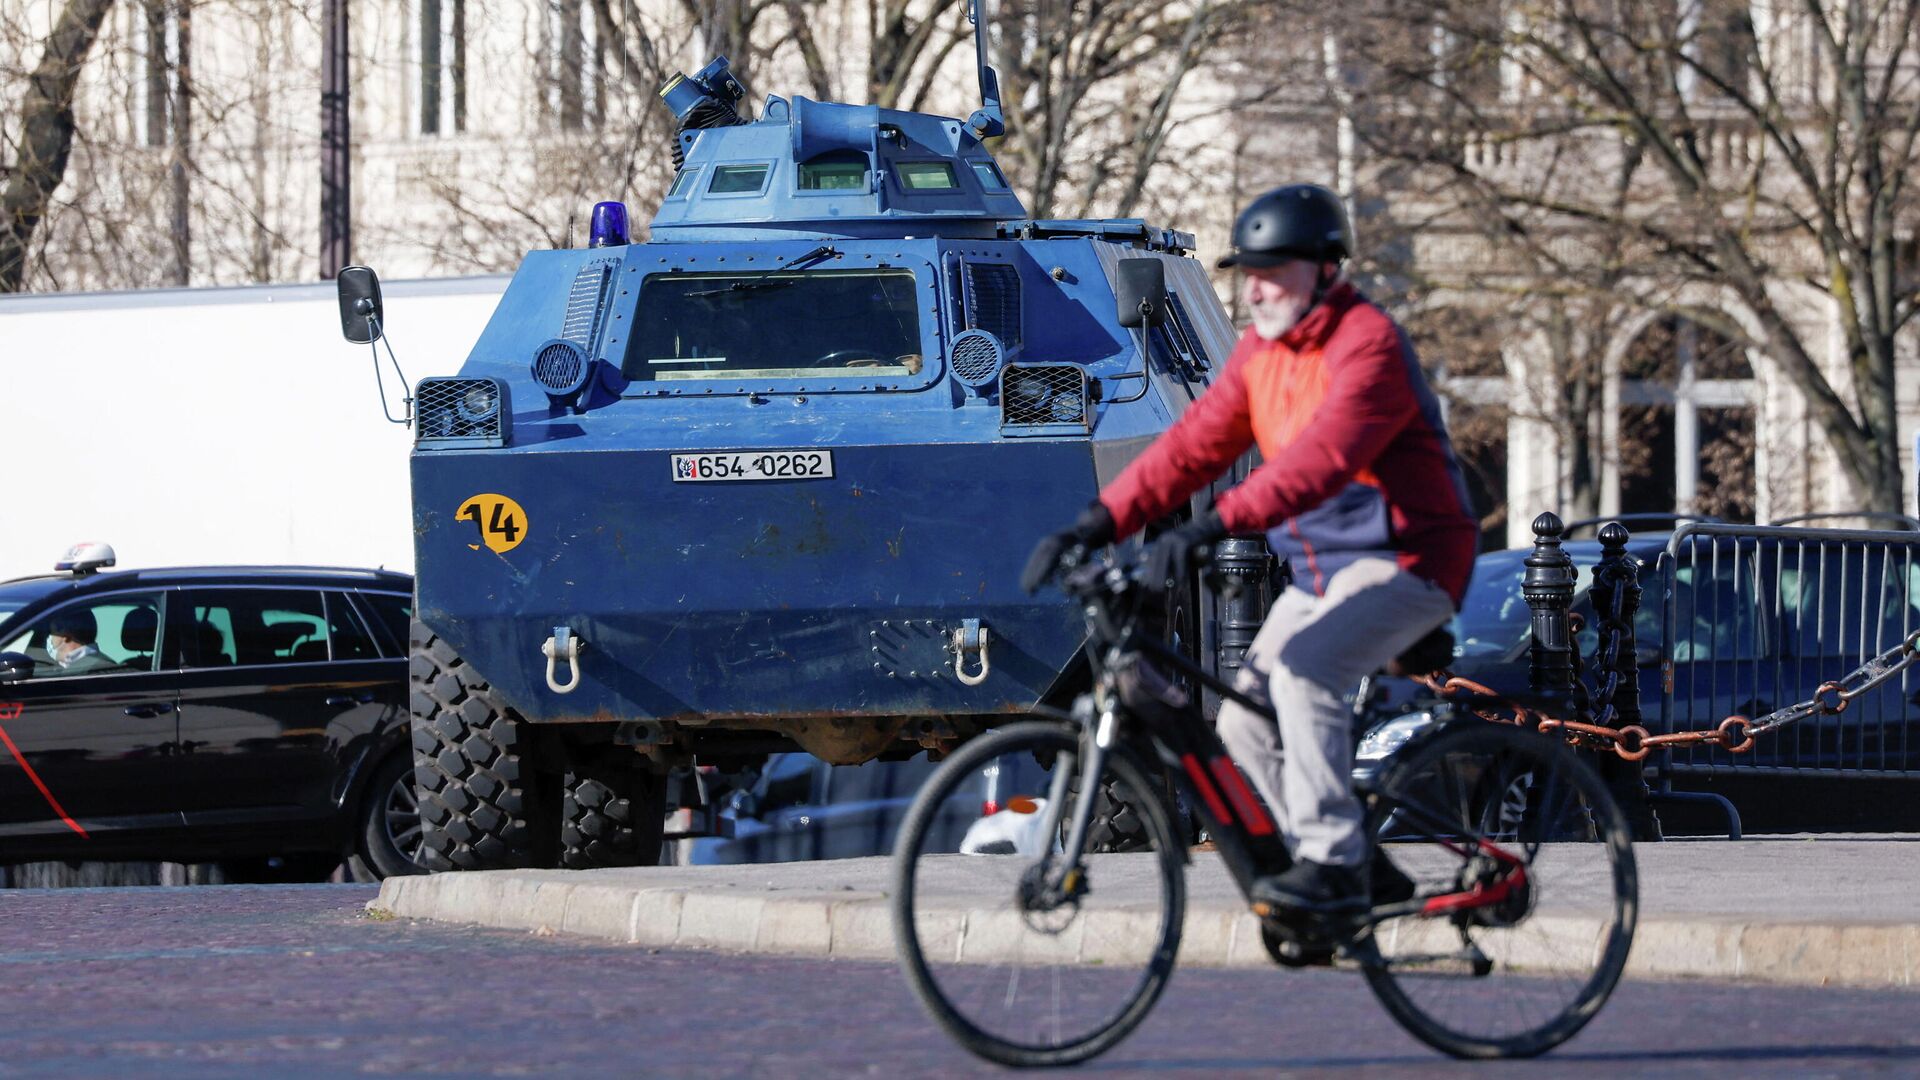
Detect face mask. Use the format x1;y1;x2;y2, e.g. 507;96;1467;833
46;637;69;664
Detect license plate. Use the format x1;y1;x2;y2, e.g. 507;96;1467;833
671;450;835;482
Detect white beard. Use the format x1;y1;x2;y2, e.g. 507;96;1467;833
1249;294;1312;341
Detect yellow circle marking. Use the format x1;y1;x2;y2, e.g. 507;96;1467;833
457;494;528;554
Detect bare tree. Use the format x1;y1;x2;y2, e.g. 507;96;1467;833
1269;0;1920;512
0;0;115;292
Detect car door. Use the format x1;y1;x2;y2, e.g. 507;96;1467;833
169;587;353;826
0;590;180;851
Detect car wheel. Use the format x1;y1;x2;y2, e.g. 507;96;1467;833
410;619;555;871
561;760;667;869
353;751;426;879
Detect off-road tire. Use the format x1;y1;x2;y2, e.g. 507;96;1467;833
561;762;668;869
410;619;552;871
1065;762;1167;853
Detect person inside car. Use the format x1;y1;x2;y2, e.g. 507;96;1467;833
43;609;118;676
1024;183;1478;915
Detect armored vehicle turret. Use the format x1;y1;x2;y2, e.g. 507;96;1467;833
340;12;1267;872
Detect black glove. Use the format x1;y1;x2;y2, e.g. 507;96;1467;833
1143;512;1227;595
1021;502;1117;594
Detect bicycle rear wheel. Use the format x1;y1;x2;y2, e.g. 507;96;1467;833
1360;721;1637;1059
891;721;1185;1068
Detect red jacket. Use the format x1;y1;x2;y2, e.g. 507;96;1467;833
1099;283;1477;605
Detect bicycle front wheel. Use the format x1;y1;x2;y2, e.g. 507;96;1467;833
1361;721;1637;1059
890;721;1186;1068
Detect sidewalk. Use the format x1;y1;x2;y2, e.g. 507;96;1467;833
371;836;1920;988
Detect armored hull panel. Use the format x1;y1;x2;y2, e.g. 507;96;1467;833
408;208;1233;755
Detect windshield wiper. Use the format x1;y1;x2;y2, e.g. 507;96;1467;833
686;244;840;297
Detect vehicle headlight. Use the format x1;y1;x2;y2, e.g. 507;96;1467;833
459;383;500;421
1355;712;1437;762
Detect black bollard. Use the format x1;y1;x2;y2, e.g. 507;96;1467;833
1211;535;1281;688
1595;522;1643;729
1523;512;1578;704
1592;520;1663;840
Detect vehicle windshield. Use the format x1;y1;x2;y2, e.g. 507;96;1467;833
622;269;923;383
0;579;66;622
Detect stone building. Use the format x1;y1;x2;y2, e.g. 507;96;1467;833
5;0;1915;546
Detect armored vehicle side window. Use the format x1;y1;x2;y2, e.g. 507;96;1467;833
624;269;923;383
710;164;770;194
667;168;699;198
799;154;868;191
897;162;957;190
969;161;1008;190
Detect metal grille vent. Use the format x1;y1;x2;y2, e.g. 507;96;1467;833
561;259;620;347
949;329;1003;386
415;377;508;445
1001;364;1089;429
532;339;589;394
963;262;1021;346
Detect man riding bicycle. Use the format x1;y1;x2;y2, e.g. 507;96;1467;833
1024;183;1478;916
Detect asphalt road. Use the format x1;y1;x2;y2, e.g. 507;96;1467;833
0;884;1914;1078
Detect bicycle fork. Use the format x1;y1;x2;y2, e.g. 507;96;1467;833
1037;704;1118;903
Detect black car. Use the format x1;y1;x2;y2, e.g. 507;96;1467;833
0;550;420;879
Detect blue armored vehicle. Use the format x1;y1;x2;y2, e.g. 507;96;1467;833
338;14;1263;871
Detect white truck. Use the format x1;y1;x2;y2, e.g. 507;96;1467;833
0;276;507;579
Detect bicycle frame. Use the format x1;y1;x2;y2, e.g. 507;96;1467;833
1045;569;1526;928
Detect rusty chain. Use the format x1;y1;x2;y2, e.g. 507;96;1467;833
1416;627;1920;763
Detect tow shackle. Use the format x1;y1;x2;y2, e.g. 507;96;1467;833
952;618;991;686
542;626;587;694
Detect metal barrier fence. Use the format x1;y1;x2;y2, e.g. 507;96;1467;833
1658;522;1920;780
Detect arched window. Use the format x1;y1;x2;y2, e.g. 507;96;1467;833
1615;316;1755;521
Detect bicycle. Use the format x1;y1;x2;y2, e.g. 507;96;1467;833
891;552;1638;1067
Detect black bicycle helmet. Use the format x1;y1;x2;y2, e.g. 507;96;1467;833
1217;183;1353;269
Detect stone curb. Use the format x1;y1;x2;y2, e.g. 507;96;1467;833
372;872;1920;989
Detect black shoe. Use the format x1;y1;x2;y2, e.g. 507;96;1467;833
1250;859;1370;916
1371;849;1417;906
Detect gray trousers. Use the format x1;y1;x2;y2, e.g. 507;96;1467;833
1216;558;1457;867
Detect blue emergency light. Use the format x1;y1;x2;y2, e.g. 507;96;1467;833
589;201;630;248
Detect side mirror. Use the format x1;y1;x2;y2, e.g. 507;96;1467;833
1115;259;1168;329
0;652;35;684
336;265;384;344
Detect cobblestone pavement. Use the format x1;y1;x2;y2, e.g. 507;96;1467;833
0;884;1914;1078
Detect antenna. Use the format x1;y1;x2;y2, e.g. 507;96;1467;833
965;0;1004;140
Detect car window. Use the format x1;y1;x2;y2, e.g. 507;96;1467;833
325;592;380;661
1777;544;1920;659
0;578;66;619
180;589;330;668
0;591;165;679
357;592;413;655
1669;547;1769;662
